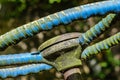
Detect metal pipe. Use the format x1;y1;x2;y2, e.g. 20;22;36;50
63;68;83;80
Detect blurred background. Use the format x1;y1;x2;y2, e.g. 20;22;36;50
0;0;119;80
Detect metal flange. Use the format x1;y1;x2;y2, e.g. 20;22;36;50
38;33;82;71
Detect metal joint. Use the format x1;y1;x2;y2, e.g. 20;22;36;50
38;33;82;71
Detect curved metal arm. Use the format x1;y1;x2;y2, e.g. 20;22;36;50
0;0;120;51
0;52;44;66
0;64;52;78
0;0;120;79
0;52;53;78
79;13;116;45
81;32;120;59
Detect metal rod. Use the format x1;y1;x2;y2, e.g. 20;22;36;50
63;68;83;80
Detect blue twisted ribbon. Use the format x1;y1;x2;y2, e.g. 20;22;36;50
0;52;53;78
0;64;52;78
0;0;120;50
0;52;43;66
79;13;116;45
81;32;120;59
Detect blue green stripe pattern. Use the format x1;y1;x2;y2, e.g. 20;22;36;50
0;52;43;66
0;0;120;50
0;64;52;78
81;32;120;59
79;14;116;45
0;0;120;78
0;52;53;78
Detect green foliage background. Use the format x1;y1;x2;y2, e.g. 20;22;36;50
0;0;119;80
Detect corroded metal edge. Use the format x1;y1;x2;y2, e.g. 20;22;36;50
38;33;81;51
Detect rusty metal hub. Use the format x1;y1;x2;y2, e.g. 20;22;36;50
38;33;83;72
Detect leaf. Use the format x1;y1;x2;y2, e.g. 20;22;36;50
99;62;108;68
49;0;61;4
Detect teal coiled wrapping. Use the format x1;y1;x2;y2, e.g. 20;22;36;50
0;52;43;66
81;32;120;59
0;52;53;78
0;0;120;50
0;64;52;78
0;0;120;78
79;14;116;45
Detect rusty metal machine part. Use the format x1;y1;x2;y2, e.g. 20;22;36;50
53;45;82;71
64;68;82;80
41;38;79;60
39;33;82;50
38;33;82;58
38;33;83;71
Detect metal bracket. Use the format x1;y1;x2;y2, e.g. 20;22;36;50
38;33;82;72
54;45;82;71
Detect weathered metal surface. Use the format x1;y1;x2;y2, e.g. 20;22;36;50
63;68;82;80
38;33;82;71
38;33;81;51
54;45;82;71
38;33;82;58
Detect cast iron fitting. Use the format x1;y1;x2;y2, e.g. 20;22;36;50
38;33;83;71
63;68;82;80
38;32;82;58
